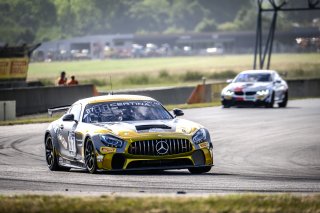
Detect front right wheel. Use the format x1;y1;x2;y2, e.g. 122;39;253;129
188;166;212;174
222;100;231;108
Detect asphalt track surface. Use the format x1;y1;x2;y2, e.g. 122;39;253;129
0;99;319;195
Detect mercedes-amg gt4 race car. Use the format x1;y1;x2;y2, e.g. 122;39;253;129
221;70;288;108
45;95;213;174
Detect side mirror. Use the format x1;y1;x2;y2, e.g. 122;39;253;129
62;113;76;122
173;108;184;117
226;79;233;83
274;80;281;84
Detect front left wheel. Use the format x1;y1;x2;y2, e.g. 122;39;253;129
278;91;288;108
85;139;98;174
222;100;231;108
265;92;275;108
45;135;70;171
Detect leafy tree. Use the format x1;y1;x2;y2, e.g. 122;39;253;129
0;0;317;44
0;0;57;44
195;18;218;32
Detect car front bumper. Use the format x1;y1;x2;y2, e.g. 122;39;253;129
96;146;213;171
221;93;271;106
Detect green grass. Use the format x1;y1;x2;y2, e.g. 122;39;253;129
29;53;320;91
0;114;61;126
0;194;319;213
166;101;221;111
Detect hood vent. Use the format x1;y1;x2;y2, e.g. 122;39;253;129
135;124;171;131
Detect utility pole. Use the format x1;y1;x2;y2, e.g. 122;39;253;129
253;0;320;70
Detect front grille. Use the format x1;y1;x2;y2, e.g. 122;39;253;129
126;159;193;169
235;91;244;95
128;139;192;156
245;91;256;96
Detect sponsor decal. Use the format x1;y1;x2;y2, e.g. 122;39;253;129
0;61;10;78
100;147;116;154
85;101;161;115
57;132;68;149
199;142;209;148
234;86;243;92
68;132;77;156
148;128;166;132
0;58;28;80
225;95;233;100
83;100;162;122
96;155;104;162
245;96;255;101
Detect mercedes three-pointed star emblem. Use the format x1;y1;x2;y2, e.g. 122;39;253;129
155;140;169;155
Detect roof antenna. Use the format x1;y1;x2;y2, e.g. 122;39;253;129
110;76;113;95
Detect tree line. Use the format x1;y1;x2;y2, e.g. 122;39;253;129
0;0;317;44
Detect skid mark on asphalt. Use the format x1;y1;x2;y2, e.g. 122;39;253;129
9;137;43;161
0;99;320;194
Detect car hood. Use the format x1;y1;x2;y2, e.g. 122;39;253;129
225;82;272;91
91;118;202;138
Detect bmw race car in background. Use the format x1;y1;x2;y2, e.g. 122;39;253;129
221;70;288;108
45;95;213;174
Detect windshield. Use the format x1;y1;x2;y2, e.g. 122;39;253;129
234;73;272;83
82;100;172;123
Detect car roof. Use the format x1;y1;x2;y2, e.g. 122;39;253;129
74;94;156;105
239;70;276;74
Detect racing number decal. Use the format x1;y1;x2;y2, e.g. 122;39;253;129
68;132;77;156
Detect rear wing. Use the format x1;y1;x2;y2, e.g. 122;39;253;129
48;105;70;117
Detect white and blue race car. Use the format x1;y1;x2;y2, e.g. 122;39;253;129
221;70;288;108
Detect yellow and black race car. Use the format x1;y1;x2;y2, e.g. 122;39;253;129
45;95;213;174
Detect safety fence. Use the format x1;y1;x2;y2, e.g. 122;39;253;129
0;78;319;117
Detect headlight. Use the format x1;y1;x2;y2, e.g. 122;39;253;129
100;135;124;148
192;128;207;144
224;90;234;96
256;89;269;96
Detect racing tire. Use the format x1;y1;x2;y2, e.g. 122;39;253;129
222;100;231;108
188;166;212;174
222;104;231;108
278;91;288;108
85;139;98;174
45;135;70;171
265;92;274;108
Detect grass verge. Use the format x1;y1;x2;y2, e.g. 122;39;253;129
0;194;319;213
0;115;61;126
166;101;221;111
30;53;320;91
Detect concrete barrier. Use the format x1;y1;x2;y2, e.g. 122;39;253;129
287;79;320;98
107;78;320;106
0;101;16;121
109;86;195;105
0;78;319;116
0;84;96;116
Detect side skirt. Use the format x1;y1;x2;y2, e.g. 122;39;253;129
58;156;86;169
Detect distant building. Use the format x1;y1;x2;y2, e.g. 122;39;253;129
34;34;133;61
33;28;319;61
